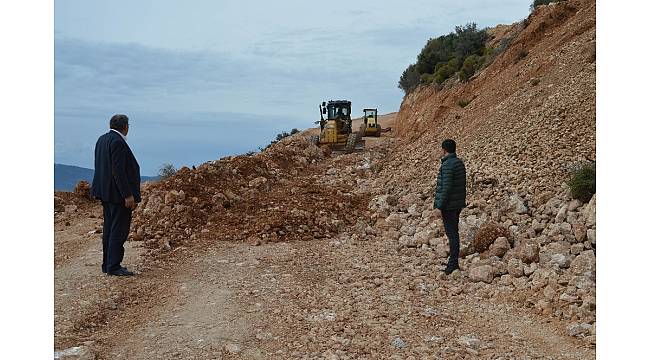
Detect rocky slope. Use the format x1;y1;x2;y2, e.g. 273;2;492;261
368;0;597;343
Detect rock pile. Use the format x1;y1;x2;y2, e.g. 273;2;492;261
130;135;370;252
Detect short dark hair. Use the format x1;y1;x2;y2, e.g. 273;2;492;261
110;114;129;131
441;139;456;153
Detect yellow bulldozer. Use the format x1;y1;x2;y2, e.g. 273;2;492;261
359;108;381;137
312;100;364;153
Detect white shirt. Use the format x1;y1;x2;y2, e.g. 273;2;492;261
110;128;128;142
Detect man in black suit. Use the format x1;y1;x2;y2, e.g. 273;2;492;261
91;114;141;276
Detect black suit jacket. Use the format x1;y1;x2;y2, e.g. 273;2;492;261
91;130;141;204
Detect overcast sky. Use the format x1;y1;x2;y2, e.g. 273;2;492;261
55;0;531;175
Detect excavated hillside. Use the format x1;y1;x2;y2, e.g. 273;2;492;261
54;1;596;358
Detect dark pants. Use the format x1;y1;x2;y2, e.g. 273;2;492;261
101;201;132;273
441;209;462;266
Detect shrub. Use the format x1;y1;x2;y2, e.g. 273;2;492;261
433;58;460;84
158;163;177;179
398;23;488;94
262;129;299;150
530;78;541;86
459;54;484;81
473;222;509;254
457;99;471;108
420;73;435;85
568;162;596;202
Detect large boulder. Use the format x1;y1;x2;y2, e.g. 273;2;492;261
570;250;596;276
469;265;495;283
508;194;528;214
582;194;596;228
507;258;525;278
512;240;540;264
488;237;511;257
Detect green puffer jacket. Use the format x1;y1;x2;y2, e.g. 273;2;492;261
434;153;467;210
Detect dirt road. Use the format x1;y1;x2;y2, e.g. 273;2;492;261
54;132;594;358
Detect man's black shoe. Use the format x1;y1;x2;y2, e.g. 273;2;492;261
443;263;460;275
107;267;134;276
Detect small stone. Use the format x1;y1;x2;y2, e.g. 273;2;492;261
224;343;241;354
567;323;592;337
524;262;538;276
64;205;78;213
164;190;178;205
509;194;528;214
457;335;481;349
512;276;530;290
161;240;172;251
54;345;94;360
247;236;262;246
507;258;524;278
248;176;268;188
567;199;582;212
573;223;587;242
391;337;406;349
570;243;584;255
543;284;556;300
587;229;596;244
550;254;571;269
177;190;186;202
560;293;579;303
555;205;568;223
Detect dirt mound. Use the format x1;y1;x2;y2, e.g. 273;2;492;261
131;135;370;253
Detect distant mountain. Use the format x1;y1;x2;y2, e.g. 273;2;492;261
55;163;159;191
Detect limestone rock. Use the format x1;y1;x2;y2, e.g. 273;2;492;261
513;240;540;264
567;323;592;337
582;194;596;228
469;265;495;283
488;237;510;257
508;194;528;214
54;346;95;360
507;258;525;278
555;204;568;223
550;253;571;269
570;250;596;276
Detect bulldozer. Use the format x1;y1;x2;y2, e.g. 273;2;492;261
312;100;364;153
359;108;381;137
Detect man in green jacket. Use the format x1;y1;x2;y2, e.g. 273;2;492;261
434;139;467;274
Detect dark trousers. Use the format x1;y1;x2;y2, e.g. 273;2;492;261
441;209;462;266
101;201;132;272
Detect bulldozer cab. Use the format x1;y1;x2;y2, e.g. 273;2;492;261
363;108;378;127
326;101;351;121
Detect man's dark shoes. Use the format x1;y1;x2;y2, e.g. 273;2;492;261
443;263;460;275
107;267;134;276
